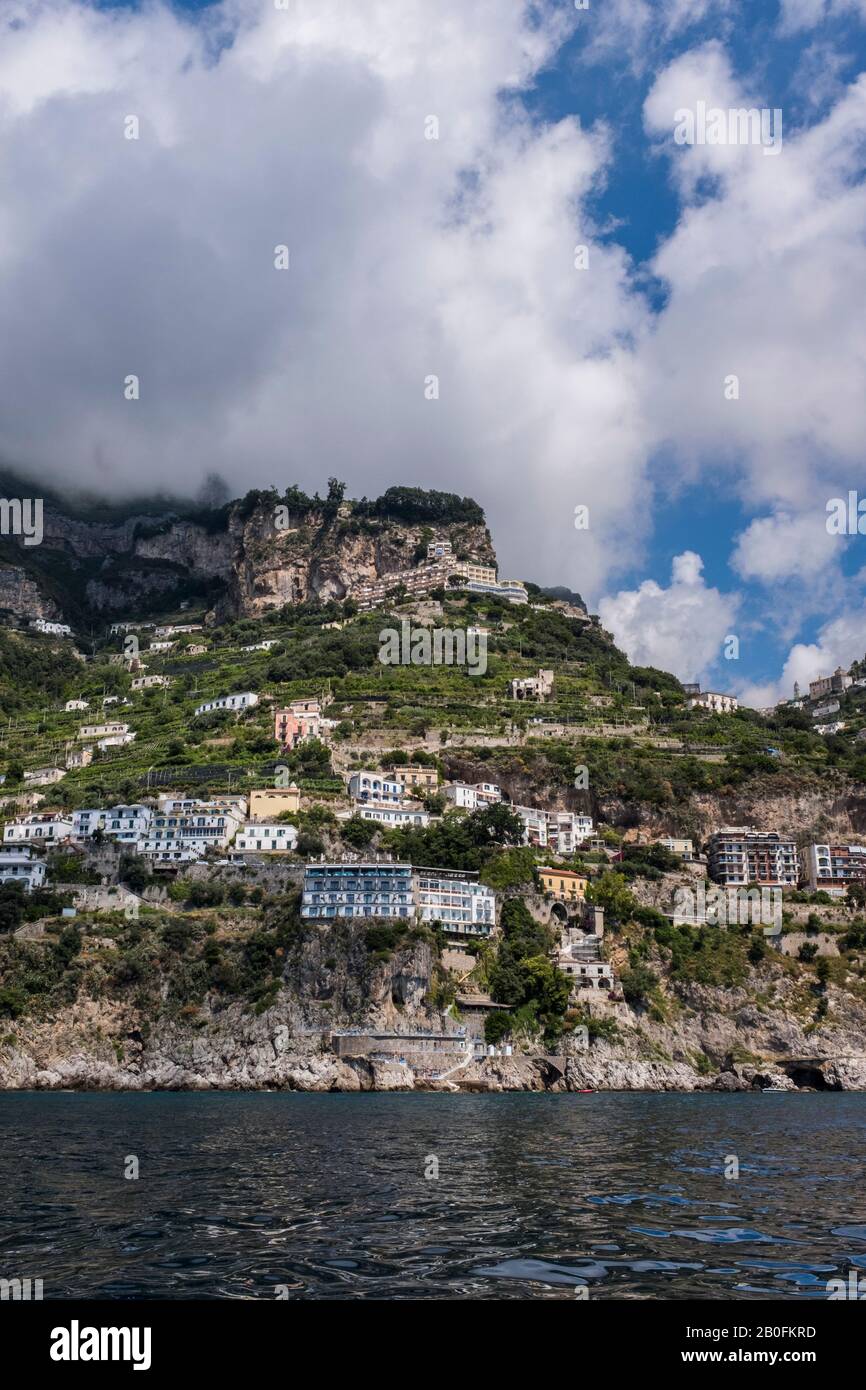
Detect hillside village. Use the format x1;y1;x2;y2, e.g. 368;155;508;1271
2;483;866;1092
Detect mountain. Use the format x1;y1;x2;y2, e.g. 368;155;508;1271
0;475;494;627
1;476;866;1092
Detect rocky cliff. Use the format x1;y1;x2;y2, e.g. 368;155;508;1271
3;909;865;1094
0;486;495;624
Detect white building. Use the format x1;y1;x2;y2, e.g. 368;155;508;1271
194;691;259;717
144;845;207;866
687;690;739;714
241;639;281;652
514;806;593;854
79;722;130;740
157;795;248;818
65;699;89;712
351;805;430;828
807;843;866;897
72;805;152;845
657;836;695;859
443;781;503;811
347;771;406;805
0;846;46;891
32;618;72;637
233;823;299;854
508;669;554;701
140;802;243;856
97;733;136;750
23;767;65;786
413;867;495;937
131;675;172;690
814;722;846;735
3;813;73;845
66;747;93;771
154;624;203;638
812;700;841;719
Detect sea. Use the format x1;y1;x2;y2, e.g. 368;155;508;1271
1;1091;864;1300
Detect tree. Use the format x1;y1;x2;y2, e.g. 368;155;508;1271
620;963;658;1007
586;871;636;925
484;1010;513;1045
340;815;376;849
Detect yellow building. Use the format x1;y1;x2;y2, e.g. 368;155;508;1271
389;765;439;792
539;867;588;902
249;786;301;821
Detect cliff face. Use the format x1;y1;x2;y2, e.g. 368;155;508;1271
599;777;866;843
218;507;495;618
0;921;450;1092
0;564;60;622
0;494;496;623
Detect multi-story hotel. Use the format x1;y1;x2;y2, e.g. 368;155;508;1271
72;805;152;844
807;843;866;897
707;827;799;887
300;860;495;937
514;807;594;855
139;805;243;857
413;867;495;937
301;862;415;920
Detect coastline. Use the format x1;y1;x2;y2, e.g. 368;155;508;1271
3;1050;865;1093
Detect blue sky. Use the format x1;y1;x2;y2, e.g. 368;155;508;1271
3;0;866;703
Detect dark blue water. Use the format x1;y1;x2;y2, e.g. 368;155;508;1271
0;1092;864;1299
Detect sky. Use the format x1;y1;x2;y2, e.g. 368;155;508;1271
2;0;866;705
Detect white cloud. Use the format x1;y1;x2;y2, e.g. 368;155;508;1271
598;551;739;680
731;510;841;583
642;46;866;517
779;0;866;34
578;0;738;74
1;1;865;703
0;0;659;600
739;607;866;707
